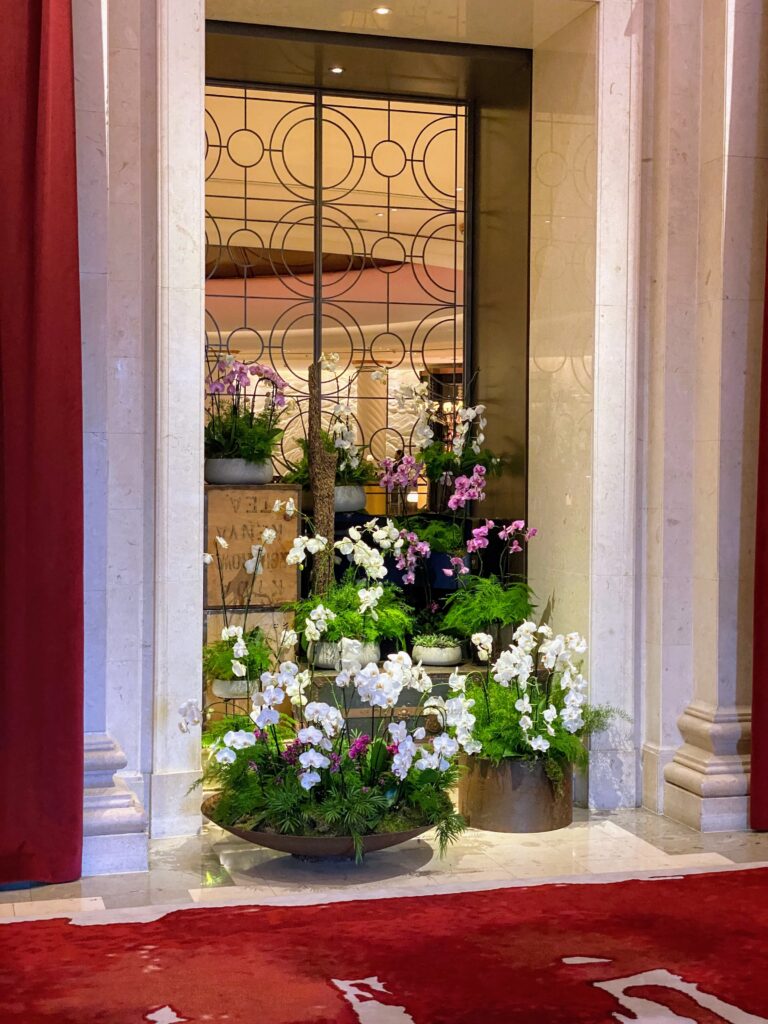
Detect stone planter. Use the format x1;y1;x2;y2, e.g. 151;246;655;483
202;795;429;860
204;458;273;485
334;484;366;512
211;678;253;699
309;639;380;669
412;643;463;667
458;757;573;832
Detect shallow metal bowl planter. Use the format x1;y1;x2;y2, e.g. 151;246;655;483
202;796;430;859
458;757;573;833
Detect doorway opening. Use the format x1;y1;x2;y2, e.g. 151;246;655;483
205;86;468;516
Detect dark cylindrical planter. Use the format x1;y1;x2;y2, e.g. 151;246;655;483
458;757;573;832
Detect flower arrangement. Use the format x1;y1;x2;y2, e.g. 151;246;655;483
204;357;288;466
460;623;614;790
184;510;474;859
291;569;414;650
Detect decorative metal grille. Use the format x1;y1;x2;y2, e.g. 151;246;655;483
205;85;467;502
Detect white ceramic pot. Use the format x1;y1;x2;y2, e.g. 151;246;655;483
309;640;381;670
412;644;463;667
334;484;366;512
204;458;273;485
211;678;253;698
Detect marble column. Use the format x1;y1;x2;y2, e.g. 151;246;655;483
584;0;645;807
638;0;700;813
150;0;206;838
74;0;149;873
662;0;767;830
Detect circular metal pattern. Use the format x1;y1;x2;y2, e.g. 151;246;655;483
226;327;265;362
226;227;266;271
227;128;265;168
370;331;406;367
370;235;406;272
206;87;467;477
204;109;223;181
371;139;407;178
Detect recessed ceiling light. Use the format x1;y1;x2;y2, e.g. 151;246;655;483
376;212;385;218
456;187;464;193
374;6;391;14
329;65;344;75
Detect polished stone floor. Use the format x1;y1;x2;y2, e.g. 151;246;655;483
2;808;768;921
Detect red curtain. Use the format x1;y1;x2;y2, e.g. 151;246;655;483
0;1;84;881
752;224;768;830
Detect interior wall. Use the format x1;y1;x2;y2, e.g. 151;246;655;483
528;9;597;642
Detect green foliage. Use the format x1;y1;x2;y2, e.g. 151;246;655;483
442;575;534;636
283;434;378;487
204;404;282;464
412;633;462;649
466;673;590;774
291;569;414;645
419;441;504;485
202;627;272;681
205;735;466;862
402;516;464;554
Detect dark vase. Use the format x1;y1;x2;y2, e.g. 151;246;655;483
458;757;574;832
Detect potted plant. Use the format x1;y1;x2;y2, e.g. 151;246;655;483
204;357;287;484
291;566;414;669
202;530;283;699
181;514;475;861
448;622;617;832
203;626;273;699
412;632;463;667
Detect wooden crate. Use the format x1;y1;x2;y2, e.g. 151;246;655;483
204;483;301;610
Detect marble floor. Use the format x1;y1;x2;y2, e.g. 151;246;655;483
2;808;768;922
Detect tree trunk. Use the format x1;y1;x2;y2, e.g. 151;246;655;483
308;361;337;595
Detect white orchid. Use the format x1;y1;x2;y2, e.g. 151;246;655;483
306;535;328;555
232;638;248;659
202;552;213;565
178;699;202;733
529;734;550;752
299;748;330;771
221;625;243;641
214;747;236;765
297;726;324;746
251;706;280;728
280;628;298;649
447;670;467;693
215;535;229;549
231;659;247;678
284;669;311;708
244;544;264;575
358;585;384;617
471;632;494;661
300;769;321;790
223;729;257;750
261;527;277;545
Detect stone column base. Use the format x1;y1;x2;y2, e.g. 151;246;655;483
663;701;750;832
83;733;148;875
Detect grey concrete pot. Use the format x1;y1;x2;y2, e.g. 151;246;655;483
204;458;273;485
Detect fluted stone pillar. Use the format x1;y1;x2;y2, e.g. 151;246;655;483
660;0;767;830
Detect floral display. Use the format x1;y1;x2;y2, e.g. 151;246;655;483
459;624;614;790
185;513;471;859
204;356;288;465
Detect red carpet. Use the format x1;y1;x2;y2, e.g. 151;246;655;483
2;869;768;1022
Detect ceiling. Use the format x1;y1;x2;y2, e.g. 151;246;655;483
205;0;596;50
